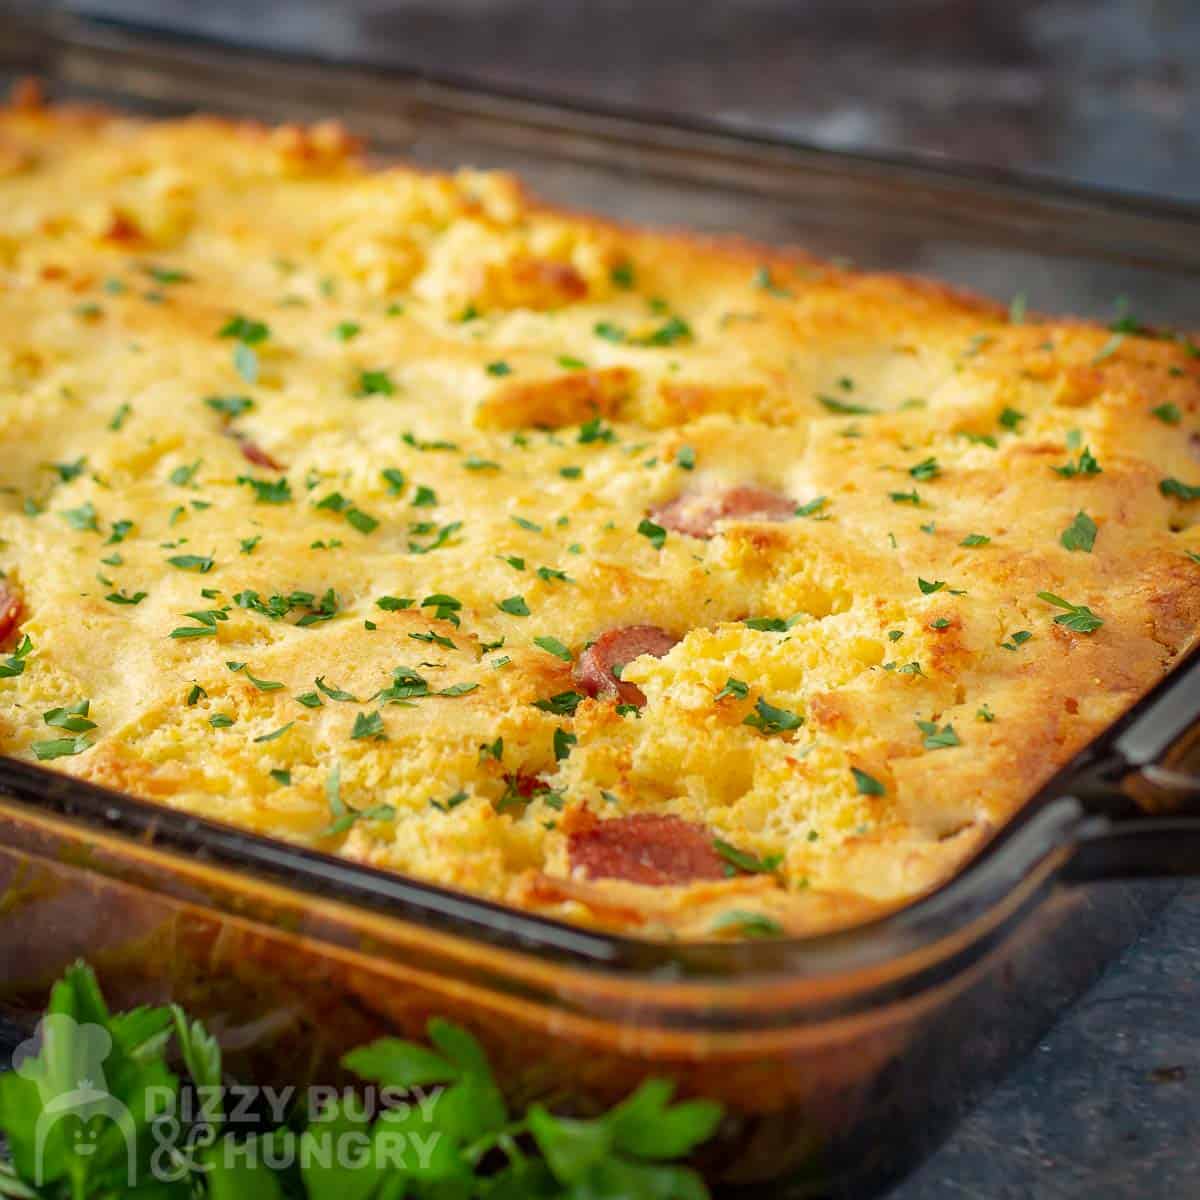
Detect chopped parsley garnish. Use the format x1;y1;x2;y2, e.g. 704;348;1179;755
908;457;941;481
744;615;800;633
960;533;990;547
61;502;99;533
534;635;572;662
1000;630;1033;651
532;690;583;716
1161;477;1200;501
166;554;214;573
1037;591;1104;633
889;489;920;505
637;517;667;550
1060;511;1097;553
916;720;961;750
185;684;207;705
108;404;131;431
238;475;292;504
208;714;234;729
32;735;92;760
411;485;438;507
818;394;875;416
676;445;696;471
1053;446;1101;478
497;595;530;616
485;361;512;377
1151;402;1182;425
409;521;461;554
742;697;803;736
351;711;386;741
711;910;783;938
431;790;469;814
332;321;361;341
218;314;269;344
998;406;1025;431
578;417;616;445
376;595;415;611
0;635;34;679
713;839;782;875
511;515;542;533
381;467;406;494
357;369;395;397
44;700;96;734
977;704;995;722
253;722;294;744
226;663;283;691
104;589;147;605
270;768;291;785
917;578;945;595
557;355;588;370
553;728;576;761
794;496;828;517
205;394;254;417
143;264;191;286
559;466;582;479
610;261;635;289
51;457;86;482
315;676;358;702
851;767;885;796
106;520;133;545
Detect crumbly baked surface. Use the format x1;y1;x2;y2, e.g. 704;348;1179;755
1;94;1198;940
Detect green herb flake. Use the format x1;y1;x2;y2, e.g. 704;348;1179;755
1161;477;1200;501
166;554;214;573
351;710;386;741
357;368;395;397
960;533;991;547
485;361;512;377
1060;510;1098;553
1151;402;1182;425
715;677;749;701
742;696;804;736
104;589;147;606
713;838;783;876
637;517;667;550
533;635;572;662
711;910;783;938
497;595;530;617
851;766;885;796
916;719;961;750
1037;591;1104;633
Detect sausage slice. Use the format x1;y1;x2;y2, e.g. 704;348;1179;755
574;625;678;707
0;585;21;647
650;484;796;539
240;440;284;471
568;814;727;885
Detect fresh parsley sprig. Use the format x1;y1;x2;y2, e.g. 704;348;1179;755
0;963;722;1199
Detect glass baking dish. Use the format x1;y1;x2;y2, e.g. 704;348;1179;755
2;9;1200;1196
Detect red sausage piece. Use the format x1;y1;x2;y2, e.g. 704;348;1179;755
574;625;678;707
650;485;796;539
568;813;727;886
240;440;284;471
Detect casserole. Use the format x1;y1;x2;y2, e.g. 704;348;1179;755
0;10;1199;1195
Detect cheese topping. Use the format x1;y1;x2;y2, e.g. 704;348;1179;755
1;98;1198;939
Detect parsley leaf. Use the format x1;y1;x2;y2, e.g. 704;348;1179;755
1161;477;1200;501
1053;446;1101;478
167;554;214;573
851;766;885;795
742;696;803;736
1037;591;1104;633
715;677;749;701
637;517;667;550
497;595;530;616
713;838;782;875
1060;510;1098;552
238;475;292;504
916;719;961;750
534;635;572;662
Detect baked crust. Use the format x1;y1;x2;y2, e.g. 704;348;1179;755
1;95;1198;939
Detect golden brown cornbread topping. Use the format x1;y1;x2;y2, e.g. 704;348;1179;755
1;97;1199;939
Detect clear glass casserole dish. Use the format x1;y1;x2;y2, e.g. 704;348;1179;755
1;9;1200;1195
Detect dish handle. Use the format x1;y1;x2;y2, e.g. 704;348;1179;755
1058;642;1200;883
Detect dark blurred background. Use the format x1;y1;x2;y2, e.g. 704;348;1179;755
51;0;1200;201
